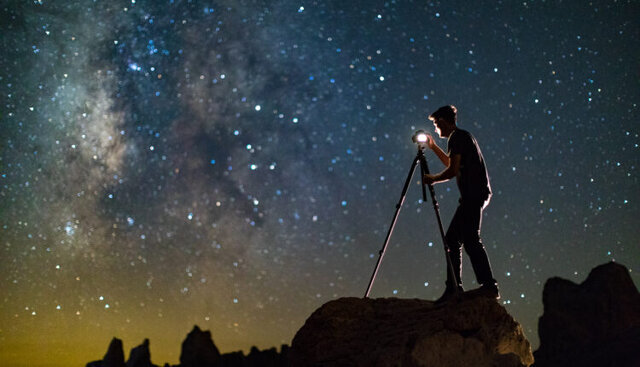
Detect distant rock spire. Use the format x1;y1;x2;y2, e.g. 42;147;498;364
179;325;221;367
86;337;126;367
127;338;157;367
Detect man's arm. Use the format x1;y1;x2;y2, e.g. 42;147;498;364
427;135;450;167
424;154;460;184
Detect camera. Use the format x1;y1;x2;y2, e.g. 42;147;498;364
412;130;429;144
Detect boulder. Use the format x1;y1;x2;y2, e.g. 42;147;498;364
533;261;640;367
290;295;533;367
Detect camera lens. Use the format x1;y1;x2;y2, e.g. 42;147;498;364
412;130;428;143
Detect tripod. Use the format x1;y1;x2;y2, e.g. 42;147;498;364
364;145;458;298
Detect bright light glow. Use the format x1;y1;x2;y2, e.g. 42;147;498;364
416;133;428;143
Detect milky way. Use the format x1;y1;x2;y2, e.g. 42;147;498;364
1;1;639;366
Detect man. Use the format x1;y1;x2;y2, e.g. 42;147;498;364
422;105;499;302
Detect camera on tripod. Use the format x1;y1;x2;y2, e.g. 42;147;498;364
365;128;457;298
412;130;429;147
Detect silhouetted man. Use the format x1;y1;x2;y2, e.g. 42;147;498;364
423;105;499;302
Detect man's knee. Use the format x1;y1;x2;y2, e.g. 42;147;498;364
462;232;482;250
444;234;460;251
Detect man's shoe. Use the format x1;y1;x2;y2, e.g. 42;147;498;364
478;283;500;300
435;285;464;304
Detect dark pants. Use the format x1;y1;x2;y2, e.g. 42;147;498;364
445;198;496;288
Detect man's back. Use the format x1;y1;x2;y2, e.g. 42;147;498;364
447;128;491;202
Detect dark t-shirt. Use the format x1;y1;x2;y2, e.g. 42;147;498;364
447;129;492;202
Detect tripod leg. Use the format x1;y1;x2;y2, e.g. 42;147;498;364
364;156;420;298
418;153;459;295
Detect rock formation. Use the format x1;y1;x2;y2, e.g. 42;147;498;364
179;326;222;367
86;337;126;367
84;262;640;367
87;326;288;367
290;294;533;367
126;339;158;367
533;261;640;367
177;326;289;367
219;345;290;367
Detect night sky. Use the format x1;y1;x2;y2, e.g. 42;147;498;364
1;1;639;366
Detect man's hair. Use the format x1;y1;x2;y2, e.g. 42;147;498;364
429;105;457;124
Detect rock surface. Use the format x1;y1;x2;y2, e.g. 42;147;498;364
290;294;533;367
533;261;640;367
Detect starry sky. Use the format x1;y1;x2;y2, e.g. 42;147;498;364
1;1;639;366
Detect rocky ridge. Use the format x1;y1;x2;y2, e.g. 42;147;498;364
86;326;289;367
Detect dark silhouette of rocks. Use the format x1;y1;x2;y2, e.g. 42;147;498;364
127;339;158;367
289;294;534;367
533;261;640;367
218;345;290;367
85;262;639;367
245;345;290;367
86;337;126;367
179;326;222;367
87;326;288;367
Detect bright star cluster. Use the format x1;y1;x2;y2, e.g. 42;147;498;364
1;1;638;366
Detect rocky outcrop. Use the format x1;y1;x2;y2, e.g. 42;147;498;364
219;345;290;367
86;337;126;367
533;261;640;367
87;326;288;367
179;326;222;367
290;294;533;367
127;339;157;367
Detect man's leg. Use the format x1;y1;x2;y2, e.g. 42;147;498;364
444;204;464;289
460;200;498;293
434;204;465;303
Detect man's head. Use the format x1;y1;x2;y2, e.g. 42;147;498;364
428;105;457;138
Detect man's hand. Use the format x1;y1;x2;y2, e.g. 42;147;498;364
425;133;450;168
425;133;437;150
426;154;460;186
423;173;436;185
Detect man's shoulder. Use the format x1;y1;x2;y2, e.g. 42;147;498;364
454;128;472;137
449;129;473;144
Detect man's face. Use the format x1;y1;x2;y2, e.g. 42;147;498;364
433;118;446;138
